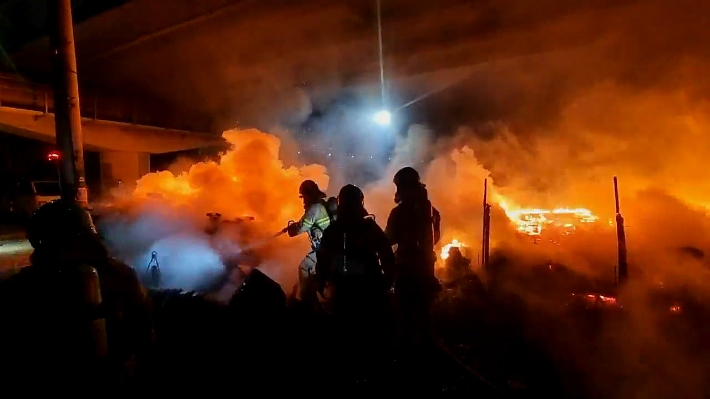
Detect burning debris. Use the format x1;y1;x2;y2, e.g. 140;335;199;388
569;292;619;309
441;239;467;261
500;206;599;237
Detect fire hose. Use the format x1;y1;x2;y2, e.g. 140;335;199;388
274;220;297;237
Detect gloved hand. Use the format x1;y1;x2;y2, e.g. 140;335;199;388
285;221;301;237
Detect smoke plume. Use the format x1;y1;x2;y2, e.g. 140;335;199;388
92;1;710;395
101;129;326;290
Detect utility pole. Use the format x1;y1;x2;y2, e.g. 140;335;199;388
614;176;628;285
48;0;88;205
481;179;491;271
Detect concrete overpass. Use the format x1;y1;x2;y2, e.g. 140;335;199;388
5;0;648;129
3;0;702;138
0;73;225;190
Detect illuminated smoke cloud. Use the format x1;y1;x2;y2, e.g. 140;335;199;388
103;129;331;290
133;128;329;232
141;233;225;291
95;1;710;394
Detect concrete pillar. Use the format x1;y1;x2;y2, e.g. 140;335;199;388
100;150;150;197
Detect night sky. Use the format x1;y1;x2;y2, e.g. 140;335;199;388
1;0;709;192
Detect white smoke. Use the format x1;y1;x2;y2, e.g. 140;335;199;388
142;233;225;291
100;202;228;291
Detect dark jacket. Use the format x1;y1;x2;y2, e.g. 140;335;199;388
315;212;395;293
0;236;154;391
385;185;440;281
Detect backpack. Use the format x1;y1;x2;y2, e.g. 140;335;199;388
325;197;338;222
332;216;380;278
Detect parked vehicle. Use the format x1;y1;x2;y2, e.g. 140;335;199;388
11;181;61;218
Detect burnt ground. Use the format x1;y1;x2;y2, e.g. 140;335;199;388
145;286;503;396
2;230;709;396
434;272;710;399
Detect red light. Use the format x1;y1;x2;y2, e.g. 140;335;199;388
47;151;60;161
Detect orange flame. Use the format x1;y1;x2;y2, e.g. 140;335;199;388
497;198;599;236
440;239;466;260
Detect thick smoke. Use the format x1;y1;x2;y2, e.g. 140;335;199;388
134;128;329;226
351;4;710;393
91;0;710;395
102;129;326;290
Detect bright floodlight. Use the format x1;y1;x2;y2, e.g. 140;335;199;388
373;109;391;126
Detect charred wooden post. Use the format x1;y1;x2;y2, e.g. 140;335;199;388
482;179;491;271
614;176;628;285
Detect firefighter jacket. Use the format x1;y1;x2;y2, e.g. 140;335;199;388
385;193;441;282
288;201;332;251
315;214;395;292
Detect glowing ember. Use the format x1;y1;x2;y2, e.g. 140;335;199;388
572;293;619;307
440;239;466;260
670;304;682;314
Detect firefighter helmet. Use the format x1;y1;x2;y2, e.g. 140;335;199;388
337;184;364;207
27;200;97;249
393;166;421;187
299;180;326;199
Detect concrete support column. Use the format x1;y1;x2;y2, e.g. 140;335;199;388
100;150;150;197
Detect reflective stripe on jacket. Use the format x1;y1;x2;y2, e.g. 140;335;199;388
298;202;332;250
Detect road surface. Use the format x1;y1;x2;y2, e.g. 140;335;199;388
0;230;31;275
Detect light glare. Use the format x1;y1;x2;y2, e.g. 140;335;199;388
373;110;391;126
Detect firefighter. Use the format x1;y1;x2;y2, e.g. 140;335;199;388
316;184;394;317
0;200;154;394
282;180;334;310
385;167;442;349
315;184;395;380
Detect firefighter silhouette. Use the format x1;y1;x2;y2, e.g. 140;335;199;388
385;167;442;348
0;200;154;393
281;180;334;310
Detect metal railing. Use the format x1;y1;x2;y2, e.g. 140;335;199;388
0;73;211;133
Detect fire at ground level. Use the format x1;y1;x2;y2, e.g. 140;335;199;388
4;131;710;396
88;197;710;396
2;194;710;397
